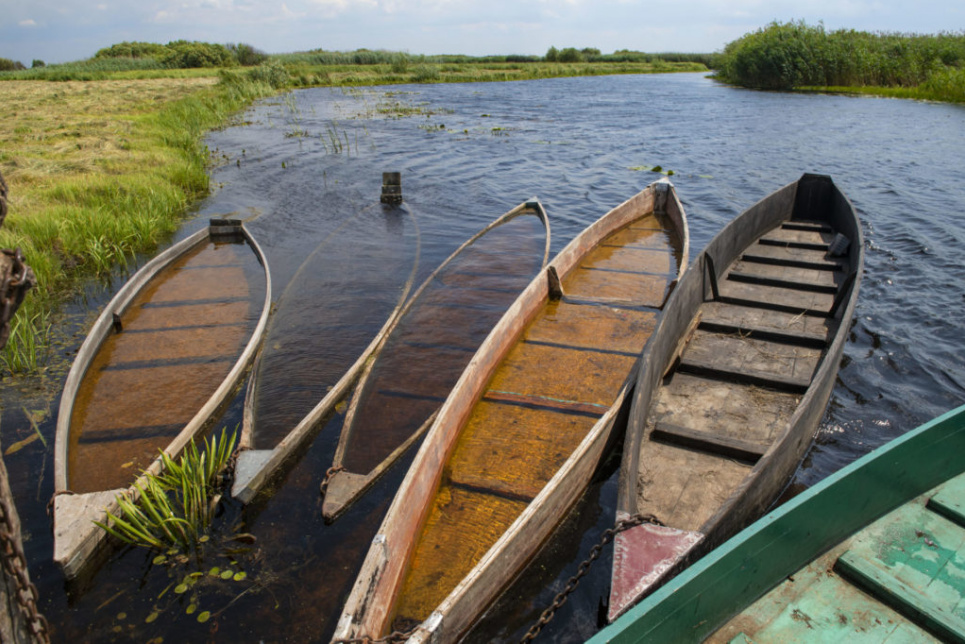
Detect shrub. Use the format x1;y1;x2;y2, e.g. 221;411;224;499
228;43;269;67
0;58;26;71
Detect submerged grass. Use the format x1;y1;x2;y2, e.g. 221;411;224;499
95;427;237;551
0;75;279;375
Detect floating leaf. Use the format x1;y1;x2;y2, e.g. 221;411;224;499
186;604;197;615
197;611;211;623
116;612;127;621
4;433;40;455
189;571;204;578
174;583;188;594
208;567;221;577
220;570;234;580
145;611;159;624
152;555;167;565
233;571;247;582
198;535;210;543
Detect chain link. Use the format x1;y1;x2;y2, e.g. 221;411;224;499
519;513;664;644
319;465;346;498
0;485;51;643
0;169;8;229
0;247;36;350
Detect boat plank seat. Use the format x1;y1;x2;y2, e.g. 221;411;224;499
781;220;833;233
651;422;769;463
927;475;965;528
715;277;836;317
740;241;844;270
650;373;798;448
726;260;841;293
676;329;819;394
636;438;753;532
699;300;833;346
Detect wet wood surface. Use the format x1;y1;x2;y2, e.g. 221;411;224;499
391;213;681;628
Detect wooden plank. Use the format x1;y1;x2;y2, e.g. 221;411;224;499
726;271;839;294
740;252;842;272
758;237;829;252
928;475;965;529
697;319;827;349
677;355;812;394
651;422;768;463
835;553;965;643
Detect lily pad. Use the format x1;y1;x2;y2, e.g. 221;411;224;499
197;611;211;623
152;555;167;565
233;571;247;582
174;583;188;594
220;570;234;580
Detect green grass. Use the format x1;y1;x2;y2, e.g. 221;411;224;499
0;73;279;375
95;427;238;551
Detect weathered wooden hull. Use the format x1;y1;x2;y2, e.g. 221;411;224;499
609;174;864;621
589;403;965;644
334;180;689;644
322;201;551;520
54;218;272;579
232;204;420;503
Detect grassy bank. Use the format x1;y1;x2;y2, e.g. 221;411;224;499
0;73;281;374
716;21;965;102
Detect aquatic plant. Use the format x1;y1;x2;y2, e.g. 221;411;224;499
95;427;238;551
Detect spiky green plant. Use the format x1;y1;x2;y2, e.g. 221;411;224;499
95;427;238;551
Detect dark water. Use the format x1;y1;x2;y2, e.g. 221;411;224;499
2;72;964;642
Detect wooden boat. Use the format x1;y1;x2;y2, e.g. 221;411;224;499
334;179;689;644
322;201;551;520
53;218;272;579
232;203;420;503
588;403;965;644
608;173;864;622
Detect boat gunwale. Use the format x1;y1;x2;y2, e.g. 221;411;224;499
324;199;551;519
53;220;273;579
334;179;689;643
590;402;965;644
232;204;423;504
612;173;864;620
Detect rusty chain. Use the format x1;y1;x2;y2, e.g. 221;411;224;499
0;169;8;229
519;512;665;644
318;465;345;498
0;248;35;350
0;488;51;643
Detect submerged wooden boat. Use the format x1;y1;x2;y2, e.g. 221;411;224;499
322;201;551;520
608;173;863;621
334;179;689;644
232;204;420;503
589;403;965;644
54;218;271;579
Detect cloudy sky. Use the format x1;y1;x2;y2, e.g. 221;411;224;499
2;0;962;66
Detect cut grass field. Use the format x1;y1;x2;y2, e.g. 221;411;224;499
0;75;276;374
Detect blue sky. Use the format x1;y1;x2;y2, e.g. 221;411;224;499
2;0;962;65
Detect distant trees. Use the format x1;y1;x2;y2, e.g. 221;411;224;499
0;58;25;71
94;40;268;69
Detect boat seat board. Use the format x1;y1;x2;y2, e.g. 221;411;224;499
635;439;753;532
716;276;837;316
928;475;965;529
740;242;844;270
650;422;769;463
726;263;841;293
759;226;834;248
523;299;657;357
678;328;821;391
650;373;798;447
699;300;834;345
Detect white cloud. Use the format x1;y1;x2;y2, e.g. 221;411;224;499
19;19;38;27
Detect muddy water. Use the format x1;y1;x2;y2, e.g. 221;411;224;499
2;73;964;643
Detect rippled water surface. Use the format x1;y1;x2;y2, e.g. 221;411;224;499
4;73;964;642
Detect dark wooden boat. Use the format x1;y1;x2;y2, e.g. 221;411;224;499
232;204;420;503
322;201;551;520
334;179;688;644
608;173;864;622
589;403;965;644
53;218;271;579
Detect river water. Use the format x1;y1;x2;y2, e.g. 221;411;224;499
3;72;964;642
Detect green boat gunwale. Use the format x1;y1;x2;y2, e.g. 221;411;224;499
53;218;272;580
591;402;965;644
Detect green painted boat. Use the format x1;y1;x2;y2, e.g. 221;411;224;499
587;402;965;644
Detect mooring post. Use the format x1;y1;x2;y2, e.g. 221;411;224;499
380;172;403;205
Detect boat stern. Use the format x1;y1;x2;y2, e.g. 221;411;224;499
608;513;703;623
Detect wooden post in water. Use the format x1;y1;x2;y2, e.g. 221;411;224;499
380;172;403;205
